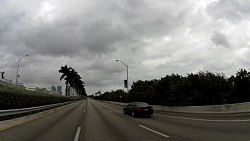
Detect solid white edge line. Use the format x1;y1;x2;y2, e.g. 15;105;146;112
139;125;169;138
74;127;81;141
154;113;250;122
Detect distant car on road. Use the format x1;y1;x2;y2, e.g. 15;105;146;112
123;102;153;117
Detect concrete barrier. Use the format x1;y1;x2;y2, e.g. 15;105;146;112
103;101;250;113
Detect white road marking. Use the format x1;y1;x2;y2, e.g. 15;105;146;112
83;109;85;113
74;127;81;141
108;110;113;112
139;125;169;138
154;113;250;122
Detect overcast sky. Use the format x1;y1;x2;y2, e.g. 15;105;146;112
1;0;250;95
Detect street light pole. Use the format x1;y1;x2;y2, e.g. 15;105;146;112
116;60;129;93
16;55;28;85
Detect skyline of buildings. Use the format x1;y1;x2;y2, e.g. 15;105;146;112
57;86;62;94
51;85;62;95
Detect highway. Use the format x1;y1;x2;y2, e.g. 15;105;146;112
0;99;250;141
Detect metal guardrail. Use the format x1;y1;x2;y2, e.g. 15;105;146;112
103;100;250;114
0;101;74;117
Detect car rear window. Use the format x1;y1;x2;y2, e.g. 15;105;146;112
135;102;149;107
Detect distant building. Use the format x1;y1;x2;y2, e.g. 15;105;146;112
26;86;36;91
39;88;49;93
52;86;56;92
57;86;62;95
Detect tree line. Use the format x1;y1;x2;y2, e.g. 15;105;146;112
94;69;250;106
59;65;86;96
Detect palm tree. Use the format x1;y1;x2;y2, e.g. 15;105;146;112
59;65;87;96
70;69;86;96
68;68;79;96
59;65;72;96
76;79;86;96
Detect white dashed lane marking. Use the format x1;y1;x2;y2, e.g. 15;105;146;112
139;125;170;138
74;127;81;141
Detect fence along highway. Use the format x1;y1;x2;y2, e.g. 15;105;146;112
0;99;250;141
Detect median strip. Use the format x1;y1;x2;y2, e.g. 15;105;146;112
154;113;250;122
74;127;81;141
139;125;169;138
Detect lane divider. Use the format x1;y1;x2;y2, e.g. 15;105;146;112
74;127;81;141
139;125;169;138
154;113;250;122
108;110;113;113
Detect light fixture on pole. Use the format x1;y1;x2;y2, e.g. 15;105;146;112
16;55;28;85
116;59;129;93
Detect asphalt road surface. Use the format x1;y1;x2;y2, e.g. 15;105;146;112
0;99;250;141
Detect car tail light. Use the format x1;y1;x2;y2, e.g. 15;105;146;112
136;107;143;111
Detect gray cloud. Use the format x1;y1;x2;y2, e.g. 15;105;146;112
207;0;250;23
211;31;231;48
1;0;250;94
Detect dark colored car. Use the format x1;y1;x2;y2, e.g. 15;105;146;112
123;102;153;117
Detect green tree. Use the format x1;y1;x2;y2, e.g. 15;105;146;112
231;69;250;102
59;65;71;96
59;65;86;96
95;69;250;106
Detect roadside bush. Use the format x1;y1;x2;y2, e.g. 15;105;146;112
0;83;73;110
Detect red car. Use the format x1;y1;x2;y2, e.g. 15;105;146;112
123;102;153;117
